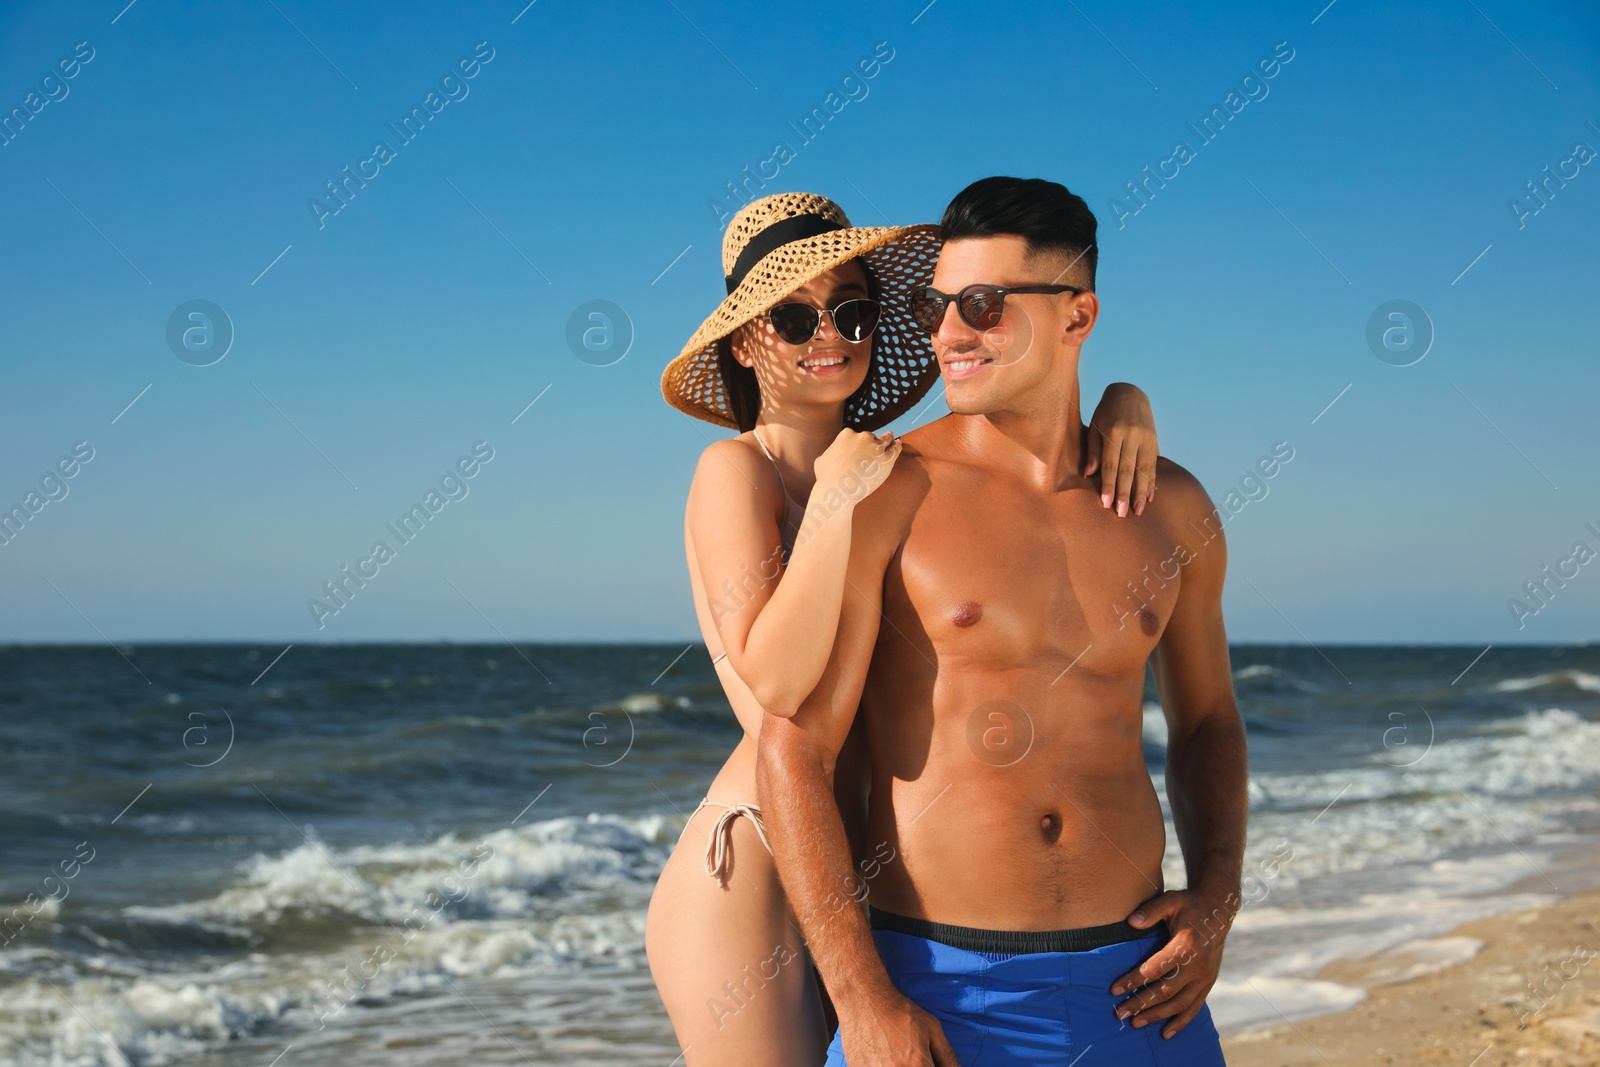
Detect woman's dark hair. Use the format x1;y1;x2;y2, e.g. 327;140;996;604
715;260;880;433
940;176;1098;289
715;336;761;433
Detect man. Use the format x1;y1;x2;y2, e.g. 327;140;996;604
757;176;1246;1065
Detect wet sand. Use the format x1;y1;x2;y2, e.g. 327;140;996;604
1221;888;1600;1066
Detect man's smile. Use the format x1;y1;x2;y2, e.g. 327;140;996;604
942;355;994;380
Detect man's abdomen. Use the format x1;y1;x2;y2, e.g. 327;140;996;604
863;737;1166;931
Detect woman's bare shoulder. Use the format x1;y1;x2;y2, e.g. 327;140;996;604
686;434;781;514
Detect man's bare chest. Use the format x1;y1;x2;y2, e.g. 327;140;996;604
887;481;1183;676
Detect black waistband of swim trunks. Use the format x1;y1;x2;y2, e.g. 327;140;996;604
868;907;1154;954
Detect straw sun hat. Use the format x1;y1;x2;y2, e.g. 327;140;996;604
661;192;942;431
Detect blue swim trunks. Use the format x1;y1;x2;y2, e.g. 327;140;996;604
824;908;1226;1066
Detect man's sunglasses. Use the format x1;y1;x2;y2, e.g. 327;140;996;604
764;298;882;346
909;283;1084;334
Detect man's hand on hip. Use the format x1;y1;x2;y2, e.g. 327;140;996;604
1109;887;1238;1040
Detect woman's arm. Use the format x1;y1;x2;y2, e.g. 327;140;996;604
685;429;899;717
1085;382;1159;517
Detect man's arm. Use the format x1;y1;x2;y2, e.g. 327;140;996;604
756;465;958;1067
1113;461;1249;1040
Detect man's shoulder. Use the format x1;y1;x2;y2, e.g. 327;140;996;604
881;417;976;496
897;415;978;475
1150;456;1221;528
851;430;946;548
899;412;967;451
1153;455;1205;495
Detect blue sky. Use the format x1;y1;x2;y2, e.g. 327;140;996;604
1;0;1596;644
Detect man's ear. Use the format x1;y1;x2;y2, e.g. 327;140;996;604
1064;292;1099;343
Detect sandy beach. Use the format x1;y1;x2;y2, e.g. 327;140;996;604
1222;887;1600;1066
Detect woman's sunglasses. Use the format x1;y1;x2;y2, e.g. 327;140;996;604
909;283;1084;334
764;298;882;346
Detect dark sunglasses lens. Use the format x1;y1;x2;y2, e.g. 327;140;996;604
909;288;946;334
959;286;1004;329
768;303;819;344
833;299;881;342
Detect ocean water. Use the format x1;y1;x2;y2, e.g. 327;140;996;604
2;643;1598;1065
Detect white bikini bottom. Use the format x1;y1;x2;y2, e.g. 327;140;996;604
691;798;772;884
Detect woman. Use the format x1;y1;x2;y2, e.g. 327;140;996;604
647;193;1159;1065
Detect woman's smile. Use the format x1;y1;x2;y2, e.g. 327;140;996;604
799;350;852;374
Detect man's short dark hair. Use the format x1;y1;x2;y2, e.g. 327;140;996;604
939;176;1098;289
